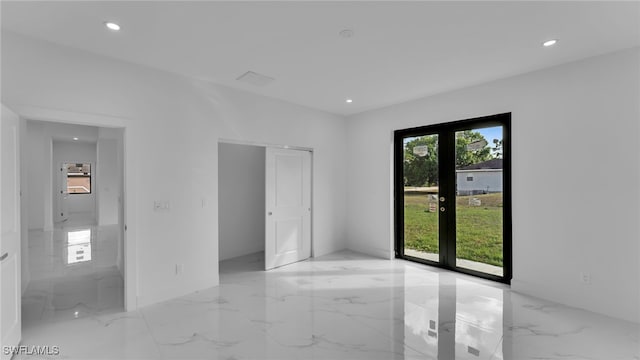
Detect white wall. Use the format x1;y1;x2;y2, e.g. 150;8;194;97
218;143;266;261
2;31;348;308
25;121;50;230
97;132;121;226
52;140;97;218
346;47;640;323
96;127;124;277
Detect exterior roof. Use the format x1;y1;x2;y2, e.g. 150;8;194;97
457;159;503;170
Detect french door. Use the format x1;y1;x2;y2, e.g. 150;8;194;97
394;113;511;283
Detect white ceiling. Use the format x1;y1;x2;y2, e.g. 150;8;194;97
2;1;639;115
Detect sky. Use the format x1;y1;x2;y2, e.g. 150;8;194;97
476;126;503;144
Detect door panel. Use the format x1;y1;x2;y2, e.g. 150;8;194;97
275;219;302;253
1;104;22;360
455;127;504;277
395;114;511;283
402;134;440;263
275;155;303;207
265;148;311;270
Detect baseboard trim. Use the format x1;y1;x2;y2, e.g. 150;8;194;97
346;242;392;260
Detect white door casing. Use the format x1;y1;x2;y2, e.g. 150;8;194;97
1;104;22;359
265;147;311;270
57;163;69;222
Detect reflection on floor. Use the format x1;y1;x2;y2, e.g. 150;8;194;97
22;221;124;330
17;251;639;359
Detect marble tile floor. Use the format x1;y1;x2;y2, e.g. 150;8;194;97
16;251;640;360
21;221;125;329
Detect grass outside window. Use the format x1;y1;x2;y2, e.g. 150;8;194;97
404;192;503;267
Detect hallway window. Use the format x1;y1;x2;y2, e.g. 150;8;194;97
66;163;91;194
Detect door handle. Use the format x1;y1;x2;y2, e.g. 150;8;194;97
0;252;8;261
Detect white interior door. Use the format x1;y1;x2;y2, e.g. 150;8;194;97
1;104;22;359
265;147;311;270
57;163;68;222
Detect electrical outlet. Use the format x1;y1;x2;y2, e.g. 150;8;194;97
175;264;184;275
580;272;592;285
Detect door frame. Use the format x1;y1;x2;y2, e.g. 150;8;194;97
9;104;137;311
218;138;315;260
57;161;69;223
394;113;512;284
1;104;22;358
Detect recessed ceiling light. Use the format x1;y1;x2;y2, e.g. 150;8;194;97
346;99;353;103
543;39;558;47
73;137;79;141
104;22;121;31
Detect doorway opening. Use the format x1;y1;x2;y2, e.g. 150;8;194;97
394;113;512;283
218;141;313;273
218;142;266;268
21;120;126;329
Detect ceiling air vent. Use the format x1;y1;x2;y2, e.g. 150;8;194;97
236;71;275;86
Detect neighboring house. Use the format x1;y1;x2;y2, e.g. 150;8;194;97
456;159;503;195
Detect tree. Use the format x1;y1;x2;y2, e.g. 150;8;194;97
492;139;503;159
403;136;438;187
454;130;492;167
403;131;491;187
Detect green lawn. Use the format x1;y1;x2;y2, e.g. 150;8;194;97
404;192;503;267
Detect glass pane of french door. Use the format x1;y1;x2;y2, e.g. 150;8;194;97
402;134;440;262
454;126;504;277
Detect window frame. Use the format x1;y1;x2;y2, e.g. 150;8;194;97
65;162;92;195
